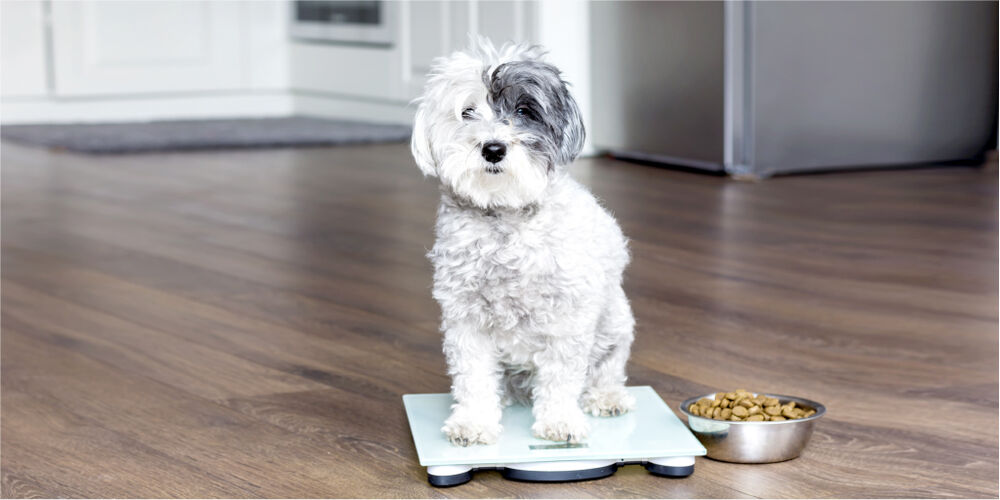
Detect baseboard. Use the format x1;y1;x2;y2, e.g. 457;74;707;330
0;92;294;124
292;91;414;125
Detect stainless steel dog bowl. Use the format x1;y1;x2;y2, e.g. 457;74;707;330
679;393;826;463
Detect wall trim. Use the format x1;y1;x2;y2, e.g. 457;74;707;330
1;91;293;124
292;92;414;125
1;89;416;126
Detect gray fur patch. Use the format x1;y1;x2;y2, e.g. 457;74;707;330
485;61;585;168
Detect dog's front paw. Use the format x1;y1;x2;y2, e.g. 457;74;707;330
442;414;501;447
532;407;590;443
582;386;636;417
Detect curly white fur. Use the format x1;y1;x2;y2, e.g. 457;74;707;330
412;37;636;445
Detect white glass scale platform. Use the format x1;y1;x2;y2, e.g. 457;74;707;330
403;386;707;486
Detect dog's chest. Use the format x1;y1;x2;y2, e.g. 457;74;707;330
432;210;586;332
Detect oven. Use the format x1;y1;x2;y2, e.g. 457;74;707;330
289;1;397;47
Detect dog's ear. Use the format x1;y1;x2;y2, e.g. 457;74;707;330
410;103;437;177
554;81;586;166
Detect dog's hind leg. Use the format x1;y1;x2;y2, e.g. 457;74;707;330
582;285;637;417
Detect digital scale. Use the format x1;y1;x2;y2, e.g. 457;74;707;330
403;386;707;486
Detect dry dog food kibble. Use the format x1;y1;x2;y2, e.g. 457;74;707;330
687;389;815;422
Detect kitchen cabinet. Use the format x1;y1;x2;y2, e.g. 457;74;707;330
49;1;243;96
0;0;49;97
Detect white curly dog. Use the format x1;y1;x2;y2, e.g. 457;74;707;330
411;38;636;446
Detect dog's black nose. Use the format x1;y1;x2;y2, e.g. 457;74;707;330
481;142;507;164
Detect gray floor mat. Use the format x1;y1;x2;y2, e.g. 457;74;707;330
0;116;412;153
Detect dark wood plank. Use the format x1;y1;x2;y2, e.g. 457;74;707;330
2;141;996;497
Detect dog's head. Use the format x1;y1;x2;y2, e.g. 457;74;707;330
411;37;585;209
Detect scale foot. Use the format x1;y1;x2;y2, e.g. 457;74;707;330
427;465;473;487
645;456;695;478
502;460;618;483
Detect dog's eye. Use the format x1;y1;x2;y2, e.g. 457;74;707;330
515;107;534;120
461;107;476;120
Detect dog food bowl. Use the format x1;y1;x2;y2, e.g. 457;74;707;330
679;393;825;463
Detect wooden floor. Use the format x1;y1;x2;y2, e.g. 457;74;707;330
2;141;997;498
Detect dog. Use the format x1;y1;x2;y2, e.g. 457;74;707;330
411;38;636;446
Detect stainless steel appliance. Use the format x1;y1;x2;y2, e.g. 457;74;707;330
290;1;396;47
591;1;998;177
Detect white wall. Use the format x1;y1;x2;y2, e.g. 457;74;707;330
534;0;593;155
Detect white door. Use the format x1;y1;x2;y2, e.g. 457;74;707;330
49;0;243;96
0;0;49;97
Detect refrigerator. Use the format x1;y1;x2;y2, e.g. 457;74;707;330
590;1;998;178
